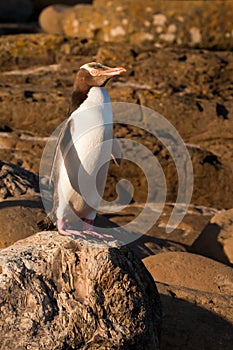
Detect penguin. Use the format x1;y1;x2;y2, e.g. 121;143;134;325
50;62;126;238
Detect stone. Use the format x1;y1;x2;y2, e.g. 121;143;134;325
37;0;233;50
112;203;217;260
192;208;233;266
158;282;233;350
0;231;162;349
0;161;39;200
143;252;233;349
39;4;71;34
0;35;233;209
0;161;46;249
143;251;233;295
62;4;102;39
0;195;46;249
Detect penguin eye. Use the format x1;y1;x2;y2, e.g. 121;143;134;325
90;69;99;76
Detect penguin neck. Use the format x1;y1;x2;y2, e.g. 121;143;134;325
69;83;91;116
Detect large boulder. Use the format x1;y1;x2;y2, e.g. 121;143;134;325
0;231;162;349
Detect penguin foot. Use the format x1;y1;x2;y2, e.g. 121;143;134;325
82;219;113;239
83;230;113;239
57;219;85;238
57;219;113;240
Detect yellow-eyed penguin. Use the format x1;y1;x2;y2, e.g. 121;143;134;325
50;62;126;238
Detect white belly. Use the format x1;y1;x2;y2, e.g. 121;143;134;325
71;87;113;174
57;87;113;219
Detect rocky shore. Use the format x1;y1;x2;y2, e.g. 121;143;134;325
0;0;233;349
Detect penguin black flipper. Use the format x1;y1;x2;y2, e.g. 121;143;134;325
49;118;79;221
49;119;67;188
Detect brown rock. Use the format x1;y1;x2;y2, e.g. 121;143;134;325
0;231;162;349
63;4;102;38
38;0;233;50
142;252;233;349
143;251;233;295
0;35;233;210
0;195;46;249
39;4;71;34
0;161;39;200
102;203;216;259
0;161;47;249
158;282;233;350
192;208;233;266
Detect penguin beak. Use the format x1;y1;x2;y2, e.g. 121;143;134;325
99;66;127;76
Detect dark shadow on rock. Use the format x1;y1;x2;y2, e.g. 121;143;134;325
160;293;233;350
127;234;188;260
191;222;231;266
95;215;187;258
0;197;43;210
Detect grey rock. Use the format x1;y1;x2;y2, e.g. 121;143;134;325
0;231;162;350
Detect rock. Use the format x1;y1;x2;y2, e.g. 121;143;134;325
63;4;101;38
0;35;232;209
111;203;218;259
192;208;233;266
38;0;233;50
39;4;72;34
158;282;233;350
143;251;233;295
0;0;33;22
0;161;39;199
142;252;233;349
0;195;47;249
0;231;162;349
0;161;46;249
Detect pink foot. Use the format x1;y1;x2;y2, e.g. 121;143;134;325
57;219;85;238
82;218;113;239
57;218;113;240
83;230;113;239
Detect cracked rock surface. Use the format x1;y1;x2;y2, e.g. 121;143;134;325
0;231;161;350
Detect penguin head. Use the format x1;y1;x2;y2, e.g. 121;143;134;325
78;62;126;87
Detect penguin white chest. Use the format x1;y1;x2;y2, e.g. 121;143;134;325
70;87;113;175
